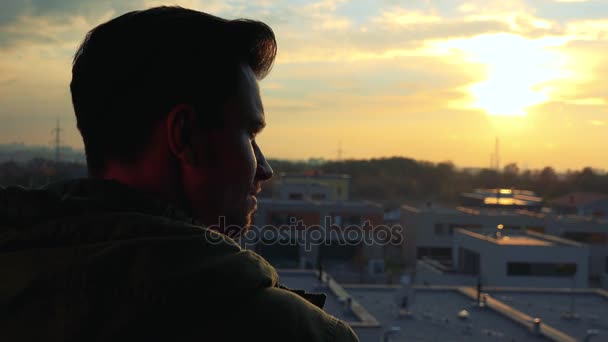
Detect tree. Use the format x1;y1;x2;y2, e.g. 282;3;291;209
503;163;519;176
503;163;520;187
537;166;559;197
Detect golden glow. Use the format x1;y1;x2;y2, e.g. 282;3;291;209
485;197;515;205
436;34;569;116
497;224;504;230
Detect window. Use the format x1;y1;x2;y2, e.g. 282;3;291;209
448;223;481;235
311;193;326;200
507;262;577;277
417;247;452;260
330;214;360;226
562;232;607;244
458;247;480;275
434;223;444;235
288;193;303;200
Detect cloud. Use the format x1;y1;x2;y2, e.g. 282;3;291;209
372;9;442;26
1;0;608;168
0;0;240;48
566;19;608;40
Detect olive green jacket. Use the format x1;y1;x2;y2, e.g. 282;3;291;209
0;179;358;341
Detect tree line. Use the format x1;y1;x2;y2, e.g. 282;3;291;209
267;158;608;209
1;157;607;210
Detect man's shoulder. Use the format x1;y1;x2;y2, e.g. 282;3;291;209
237;286;358;342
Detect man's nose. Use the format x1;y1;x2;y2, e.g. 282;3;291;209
255;145;273;181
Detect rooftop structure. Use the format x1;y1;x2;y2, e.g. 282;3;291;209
277;269;381;341
279;269;608;341
453;229;589;288
275;172;351;201
460;188;543;211
488;288;608;342
251;199;386;282
401;201;608;287
278;270;358;323
551;192;608;217
345;285;544;342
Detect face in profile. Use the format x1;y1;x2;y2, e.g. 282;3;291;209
181;63;273;236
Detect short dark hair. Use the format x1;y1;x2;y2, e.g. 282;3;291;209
70;6;276;175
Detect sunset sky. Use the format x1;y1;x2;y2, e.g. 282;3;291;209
1;0;607;170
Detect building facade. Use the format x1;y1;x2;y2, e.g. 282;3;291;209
453;229;589;288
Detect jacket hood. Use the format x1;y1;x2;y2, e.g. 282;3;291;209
0;178;280;339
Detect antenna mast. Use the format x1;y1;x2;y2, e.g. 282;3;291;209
52;118;62;162
494;137;500;170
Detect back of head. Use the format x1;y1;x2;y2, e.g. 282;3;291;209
70;6;276;175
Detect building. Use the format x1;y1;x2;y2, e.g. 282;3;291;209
401;192;608;287
485;288;608;341
602;265;608;290
547;215;608;285
460;188;543;211
279;269;608;341
343;283;608;342
401;204;547;269
345;285;544;342
249;197;386;282
551;192;608;217
274;172;351;201
453;229;589;288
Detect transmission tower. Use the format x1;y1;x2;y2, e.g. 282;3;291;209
336;140;344;161
52;118;62;162
494;137;500;171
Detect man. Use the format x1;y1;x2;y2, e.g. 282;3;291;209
0;6;358;341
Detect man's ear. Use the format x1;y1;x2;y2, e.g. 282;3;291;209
167;104;197;165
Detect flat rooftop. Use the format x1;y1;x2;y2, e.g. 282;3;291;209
401;204;539;217
277;270;358;323
259;198;382;209
492;235;553;246
488;289;608;342
402;202;608;225
344;286;540;342
456;229;584;247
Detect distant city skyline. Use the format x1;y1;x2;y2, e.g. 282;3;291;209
1;0;608;170
2;142;605;174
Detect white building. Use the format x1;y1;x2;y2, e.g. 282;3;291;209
453;229;589;288
401;203;608;285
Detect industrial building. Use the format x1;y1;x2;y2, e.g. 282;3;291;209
249;173;389;283
401;189;608;288
278;269;608;342
453;229;589;288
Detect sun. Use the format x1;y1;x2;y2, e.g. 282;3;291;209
435;34;569;116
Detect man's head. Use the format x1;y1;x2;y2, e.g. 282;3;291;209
70;6;275;234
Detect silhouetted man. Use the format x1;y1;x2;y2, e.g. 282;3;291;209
0;6;358;342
